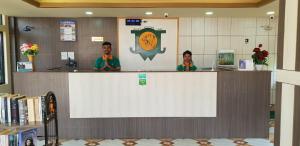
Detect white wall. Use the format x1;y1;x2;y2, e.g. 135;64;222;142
179;16;278;104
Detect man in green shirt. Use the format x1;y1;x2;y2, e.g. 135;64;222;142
177;50;197;71
94;42;121;71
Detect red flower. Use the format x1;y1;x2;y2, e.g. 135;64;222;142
258;55;264;61
27;43;33;48
262;50;269;57
253;47;260;52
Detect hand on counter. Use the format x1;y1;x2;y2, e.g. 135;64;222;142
185;65;190;71
94;60;121;72
105;61;121;71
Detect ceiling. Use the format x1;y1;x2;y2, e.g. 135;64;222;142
0;0;279;17
24;0;274;8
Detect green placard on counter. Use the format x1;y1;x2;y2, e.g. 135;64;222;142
138;73;147;86
139;79;147;86
138;73;146;79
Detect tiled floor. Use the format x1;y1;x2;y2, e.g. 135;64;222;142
37;138;273;146
37;120;275;146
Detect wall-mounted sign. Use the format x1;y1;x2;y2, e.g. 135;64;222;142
126;19;142;26
60;20;76;41
119;18;178;71
130;27;166;61
91;37;104;42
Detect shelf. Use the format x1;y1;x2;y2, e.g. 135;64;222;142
0;91;58;146
0;121;43;129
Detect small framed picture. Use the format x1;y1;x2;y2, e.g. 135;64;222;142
17;62;33;72
217;50;235;67
238;59;254;71
60;20;76;41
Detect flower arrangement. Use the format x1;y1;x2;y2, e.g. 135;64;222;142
252;44;269;65
20;43;39;56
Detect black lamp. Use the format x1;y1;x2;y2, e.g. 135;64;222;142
23;26;34;32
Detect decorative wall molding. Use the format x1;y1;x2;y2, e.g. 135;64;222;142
276;69;300;86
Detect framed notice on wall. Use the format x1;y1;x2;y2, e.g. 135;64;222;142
60;20;76;41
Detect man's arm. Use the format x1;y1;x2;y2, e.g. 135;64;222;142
106;58;121;71
94;66;107;71
106;64;120;71
94;58;106;71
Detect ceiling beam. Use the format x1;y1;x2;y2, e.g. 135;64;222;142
23;0;40;7
23;0;275;8
256;0;275;7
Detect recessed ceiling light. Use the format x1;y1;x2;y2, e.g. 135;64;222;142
205;11;214;15
266;11;275;15
145;11;153;15
85;11;93;15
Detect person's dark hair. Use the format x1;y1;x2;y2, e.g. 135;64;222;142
183;50;192;57
25;138;34;146
102;41;112;46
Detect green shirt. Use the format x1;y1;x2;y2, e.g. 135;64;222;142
177;64;197;71
94;56;121;71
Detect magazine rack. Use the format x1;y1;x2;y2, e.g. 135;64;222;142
0;91;59;146
43;91;59;146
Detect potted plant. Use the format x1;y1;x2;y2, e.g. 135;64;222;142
252;44;269;70
20;43;39;71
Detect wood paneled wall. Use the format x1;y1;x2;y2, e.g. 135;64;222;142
13;71;270;139
276;0;285;69
11;17;117;71
294;86;300;146
274;82;282;146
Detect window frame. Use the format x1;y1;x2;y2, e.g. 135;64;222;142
0;14;2;25
0;15;12;92
0;32;5;84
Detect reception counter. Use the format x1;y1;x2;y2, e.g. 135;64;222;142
13;71;270;139
69;72;217;118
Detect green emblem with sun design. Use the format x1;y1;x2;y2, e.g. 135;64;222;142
130;27;166;60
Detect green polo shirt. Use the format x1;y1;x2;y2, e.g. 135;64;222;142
177;64;197;71
94;56;120;71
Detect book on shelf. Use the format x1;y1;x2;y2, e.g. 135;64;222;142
27;98;35;122
0;94;45;125
18;128;38;146
18;98;28;124
0;94;19;124
0;128;37;146
33;98;40;122
0;129;18;146
0;91;58;146
11;95;26;124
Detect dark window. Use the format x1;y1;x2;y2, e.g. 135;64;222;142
0;32;5;84
0;14;2;25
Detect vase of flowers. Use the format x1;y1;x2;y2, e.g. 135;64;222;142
20;43;39;71
252;44;269;71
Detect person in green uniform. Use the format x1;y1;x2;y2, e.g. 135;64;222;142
177;50;197;71
94;41;121;71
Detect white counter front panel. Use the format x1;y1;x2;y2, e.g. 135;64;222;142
69;72;217;118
